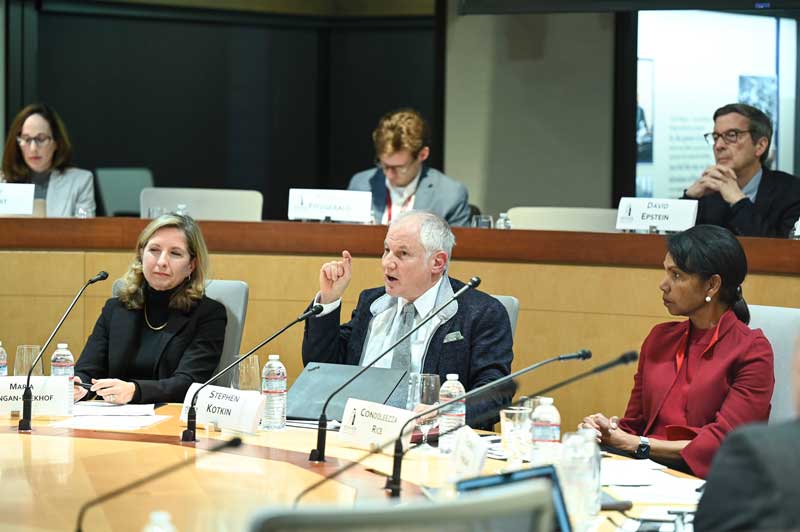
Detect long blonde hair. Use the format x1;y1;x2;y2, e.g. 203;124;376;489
117;213;210;311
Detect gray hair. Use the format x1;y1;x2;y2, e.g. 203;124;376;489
391;210;455;262
713;103;773;166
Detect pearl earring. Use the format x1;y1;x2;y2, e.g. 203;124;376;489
705;295;712;303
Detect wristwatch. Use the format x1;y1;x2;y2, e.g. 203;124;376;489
634;435;650;459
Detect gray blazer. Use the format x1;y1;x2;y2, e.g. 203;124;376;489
46;167;96;217
347;166;471;227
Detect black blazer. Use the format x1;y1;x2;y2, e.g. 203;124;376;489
75;295;227;404
694;419;800;531
688;168;800;237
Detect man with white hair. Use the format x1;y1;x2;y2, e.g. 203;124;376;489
694;338;800;530
301;210;514;428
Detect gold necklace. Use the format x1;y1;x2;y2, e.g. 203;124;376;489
144;303;168;331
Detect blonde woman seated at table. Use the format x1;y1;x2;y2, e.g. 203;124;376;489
73;213;226;404
1;103;95;217
581;225;774;478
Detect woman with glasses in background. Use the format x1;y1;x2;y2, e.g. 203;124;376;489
1;103;95;217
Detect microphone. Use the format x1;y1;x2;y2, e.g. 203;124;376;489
385;348;592;496
293;348;591;504
531;351;638;397
180;304;323;442
75;436;242;531
308;276;481;462
18;271;108;432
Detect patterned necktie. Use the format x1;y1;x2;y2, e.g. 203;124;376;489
391;302;416;370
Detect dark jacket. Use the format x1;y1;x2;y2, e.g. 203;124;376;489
686;168;800;237
301;277;514;428
694;419;800;531
75;295;227;404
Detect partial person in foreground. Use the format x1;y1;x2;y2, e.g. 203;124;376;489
694;339;799;531
348;108;471;227
581;225;774;478
301;210;513;428
74;213;227;404
683;103;800;237
1;103;95;217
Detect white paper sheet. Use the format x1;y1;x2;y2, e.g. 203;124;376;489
72;402;156;416
609;470;704;505
602;457;666;486
50;415;170;431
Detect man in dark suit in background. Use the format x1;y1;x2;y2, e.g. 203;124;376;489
683;103;800;237
694;339;800;530
301;210;513;428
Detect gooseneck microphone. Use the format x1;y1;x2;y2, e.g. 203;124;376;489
294;348;591;504
75;436;242;531
308;276;481;462
293;350;637;505
181;304;323;442
385;349;592;496
18;271;108;432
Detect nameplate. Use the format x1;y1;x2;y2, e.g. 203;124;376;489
339;398;414;452
0;376;72;416
450;426;488;481
287;188;373;223
180;383;265;434
616;197;698;233
0;183;35;215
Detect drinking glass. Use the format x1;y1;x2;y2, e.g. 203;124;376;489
413;373;440;451
501;406;532;471
470;214;493;228
14;345;43;376
147;206;167;218
231;355;261;391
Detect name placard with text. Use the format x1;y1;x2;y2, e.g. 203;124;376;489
339;398;415;451
616;197;698;233
180;383;265;434
0;376;72;416
0;183;35;215
288;188;373;223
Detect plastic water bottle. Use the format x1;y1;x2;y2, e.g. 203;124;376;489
142;511;177;532
261;354;287;430
50;343;74;378
437;374;466;453
578;428;602;517
530;396;561;466
0;342;7;376
560;430;601;530
496;212;513;230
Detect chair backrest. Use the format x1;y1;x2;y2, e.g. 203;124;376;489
507;206;619;233
112;279;249;387
748;305;800;424
140;187;263;221
249;479;553;532
493;294;519;338
95;167;154;216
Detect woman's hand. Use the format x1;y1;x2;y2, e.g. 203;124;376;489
581;413;639;452
90;378;136;404
73;376;88;402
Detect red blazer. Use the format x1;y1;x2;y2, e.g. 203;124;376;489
618;310;774;478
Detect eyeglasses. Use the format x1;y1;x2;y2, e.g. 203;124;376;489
703;129;751;145
17;135;53;148
375;157;418;176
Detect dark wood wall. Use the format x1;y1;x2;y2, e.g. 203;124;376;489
8;1;439;219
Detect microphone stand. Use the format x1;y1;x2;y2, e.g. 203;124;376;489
386;349;592;496
19;271;108;432
75;437;242;531
181;305;323;442
292;350;637;505
309;276;481;462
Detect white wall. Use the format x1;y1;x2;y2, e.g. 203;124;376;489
444;3;615;215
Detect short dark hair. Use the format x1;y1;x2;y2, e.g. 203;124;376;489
713;103;772;167
667;225;750;324
2;103;73;182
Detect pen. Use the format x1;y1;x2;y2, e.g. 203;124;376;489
74;381;93;390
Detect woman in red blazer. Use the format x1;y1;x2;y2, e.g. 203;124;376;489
582;225;774;478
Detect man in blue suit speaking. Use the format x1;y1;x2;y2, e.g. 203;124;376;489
348;109;471;227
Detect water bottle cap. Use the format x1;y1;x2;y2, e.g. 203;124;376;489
268;354;280;360
446;373;459;380
57;343;68;349
539;397;553;405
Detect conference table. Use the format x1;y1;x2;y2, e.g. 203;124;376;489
1;404;702;532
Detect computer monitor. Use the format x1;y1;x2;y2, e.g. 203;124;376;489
455;464;572;532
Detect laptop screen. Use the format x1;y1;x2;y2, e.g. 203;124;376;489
455;465;572;532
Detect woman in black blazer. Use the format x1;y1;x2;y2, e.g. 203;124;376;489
74;213;227;404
